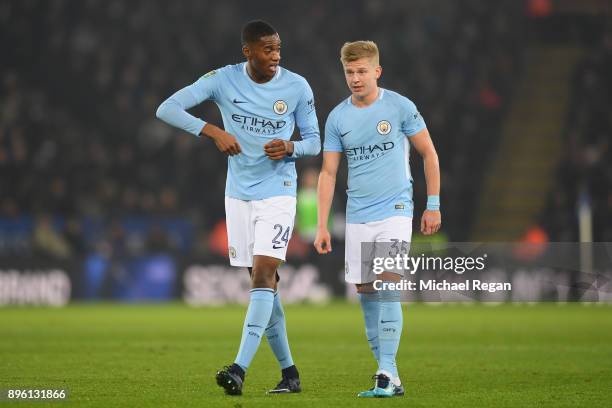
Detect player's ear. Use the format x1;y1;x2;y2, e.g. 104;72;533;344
375;65;382;80
242;44;250;59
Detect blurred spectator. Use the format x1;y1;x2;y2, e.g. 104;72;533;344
513;225;549;261
146;224;170;253
296;167;321;241
526;0;553;18
63;217;87;255
33;214;71;259
208;220;228;258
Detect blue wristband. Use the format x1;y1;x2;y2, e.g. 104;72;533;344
427;195;440;211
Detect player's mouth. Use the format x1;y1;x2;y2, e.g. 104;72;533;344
269;64;278;73
351;85;364;92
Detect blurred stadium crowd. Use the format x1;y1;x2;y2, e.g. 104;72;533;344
0;0;608;259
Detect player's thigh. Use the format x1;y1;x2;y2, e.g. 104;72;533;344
252;196;296;262
225;196;255;267
252;255;283;278
345;222;378;284
374;216;413;276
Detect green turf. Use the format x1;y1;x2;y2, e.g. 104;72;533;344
1;303;611;407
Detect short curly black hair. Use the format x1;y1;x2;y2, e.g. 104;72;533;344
241;20;277;45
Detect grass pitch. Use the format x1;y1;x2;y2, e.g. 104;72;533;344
1;303;611;407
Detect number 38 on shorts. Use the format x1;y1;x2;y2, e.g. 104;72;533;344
225;196;296;267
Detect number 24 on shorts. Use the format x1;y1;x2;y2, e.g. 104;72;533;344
272;224;291;249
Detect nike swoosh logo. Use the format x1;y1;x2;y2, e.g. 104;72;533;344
380;320;398;323
272;245;284;249
266;320;280;330
233;98;247;104
247;324;263;328
340;130;351;137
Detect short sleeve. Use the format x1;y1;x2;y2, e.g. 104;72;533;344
323;111;344;152
400;98;427;137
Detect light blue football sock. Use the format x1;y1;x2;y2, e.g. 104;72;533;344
358;292;380;362
265;292;295;369
378;290;403;379
234;288;275;370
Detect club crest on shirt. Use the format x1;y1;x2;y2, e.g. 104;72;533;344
377;120;392;135
273;100;288;115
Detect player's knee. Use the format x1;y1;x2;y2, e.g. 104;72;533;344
251;256;281;288
356;283;375;293
251;266;276;288
380;271;402;282
251;274;274;288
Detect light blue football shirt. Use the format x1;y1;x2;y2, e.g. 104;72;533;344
156;63;320;200
324;88;426;224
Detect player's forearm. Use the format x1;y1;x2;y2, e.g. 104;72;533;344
316;173;335;229
291;130;321;158
156;87;206;137
199;123;225;139
423;150;440;196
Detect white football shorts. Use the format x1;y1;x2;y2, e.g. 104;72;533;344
345;216;413;284
225;195;296;267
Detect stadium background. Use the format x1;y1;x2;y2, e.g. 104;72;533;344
0;0;611;303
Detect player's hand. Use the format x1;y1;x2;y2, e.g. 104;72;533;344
314;227;332;254
421;210;441;235
264;139;293;160
210;131;241;156
202;124;241;156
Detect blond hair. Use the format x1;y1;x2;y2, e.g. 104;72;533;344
340;41;380;66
